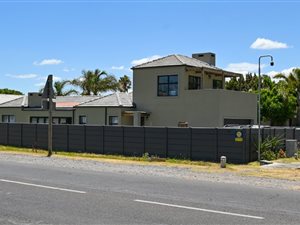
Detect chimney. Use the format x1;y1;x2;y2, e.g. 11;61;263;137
192;52;216;66
28;92;42;108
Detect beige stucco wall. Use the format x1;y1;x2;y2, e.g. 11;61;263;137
0;108;73;123
133;66;257;127
74;107;134;125
0;107;134;126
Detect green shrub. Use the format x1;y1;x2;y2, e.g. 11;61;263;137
259;136;284;161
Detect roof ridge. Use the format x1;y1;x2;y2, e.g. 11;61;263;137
115;92;122;106
0;95;24;106
174;54;185;64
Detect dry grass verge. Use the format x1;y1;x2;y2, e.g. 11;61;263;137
0;145;299;181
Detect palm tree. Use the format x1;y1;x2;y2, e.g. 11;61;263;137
54;80;78;96
118;75;131;92
274;68;300;125
72;69;118;95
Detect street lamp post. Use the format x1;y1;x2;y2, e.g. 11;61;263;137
258;55;274;163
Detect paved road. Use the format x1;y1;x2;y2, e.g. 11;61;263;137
0;159;299;225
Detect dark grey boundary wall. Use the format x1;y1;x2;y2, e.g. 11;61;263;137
0;123;299;164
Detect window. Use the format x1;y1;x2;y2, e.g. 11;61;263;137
79;116;87;124
2;115;16;123
158;75;178;96
109;116;119;125
213;80;223;89
189;76;201;90
30;117;72;124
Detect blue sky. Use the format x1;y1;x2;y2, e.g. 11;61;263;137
0;0;299;94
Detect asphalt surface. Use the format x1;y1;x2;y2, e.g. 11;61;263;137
0;159;300;225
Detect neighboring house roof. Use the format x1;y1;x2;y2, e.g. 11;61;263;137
0;93;133;108
0;95;99;108
0;94;23;105
77;92;133;107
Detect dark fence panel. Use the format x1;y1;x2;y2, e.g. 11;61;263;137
2;123;300;164
36;124;48;149
104;126;123;154
0;123;8;145
68;125;85;152
22;124;36;148
191;128;217;162
53;125;68;151
145;127;167;158
218;129;247;163
85;126;104;154
8;123;22;147
167;128;190;159
124;127;144;156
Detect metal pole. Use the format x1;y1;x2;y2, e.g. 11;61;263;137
257;55;274;163
258;57;261;163
47;75;53;157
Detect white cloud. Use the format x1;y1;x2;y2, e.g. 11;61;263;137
250;38;290;50
225;62;266;75
6;73;38;79
63;67;75;73
34;59;64;66
111;66;125;70
35;76;62;87
131;55;161;66
267;67;296;78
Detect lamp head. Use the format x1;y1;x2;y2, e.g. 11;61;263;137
270;61;274;66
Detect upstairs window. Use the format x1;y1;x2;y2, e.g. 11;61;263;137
2;115;16;123
158;75;178;96
189;76;201;90
213;80;223;89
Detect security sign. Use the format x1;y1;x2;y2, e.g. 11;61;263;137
235;131;243;142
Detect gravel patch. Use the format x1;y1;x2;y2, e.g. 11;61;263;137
1;152;300;191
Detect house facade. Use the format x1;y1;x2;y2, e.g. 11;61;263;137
132;53;257;127
0;52;257;127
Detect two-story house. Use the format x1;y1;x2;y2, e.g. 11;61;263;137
132;53;257;127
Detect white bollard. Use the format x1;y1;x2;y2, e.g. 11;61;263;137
220;156;227;168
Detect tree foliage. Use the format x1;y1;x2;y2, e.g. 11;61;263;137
53;80;78;96
0;88;23;95
118;75;131;92
226;71;299;125
72;69;118;95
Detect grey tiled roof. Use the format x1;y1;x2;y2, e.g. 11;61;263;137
78;92;133;107
0;94;23;106
0;93;133;108
0;94;23;107
132;54;221;70
0;95;100;108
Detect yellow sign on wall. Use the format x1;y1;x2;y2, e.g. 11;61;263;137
235;131;243;142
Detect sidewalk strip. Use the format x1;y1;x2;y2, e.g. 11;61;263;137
0;179;86;194
134;199;264;220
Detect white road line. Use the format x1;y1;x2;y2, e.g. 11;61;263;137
0;179;86;194
134;199;264;220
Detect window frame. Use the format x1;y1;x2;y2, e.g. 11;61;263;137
109;116;119;126
79;115;87;124
2;115;16;123
188;76;202;90
213;79;223;89
157;75;178;96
